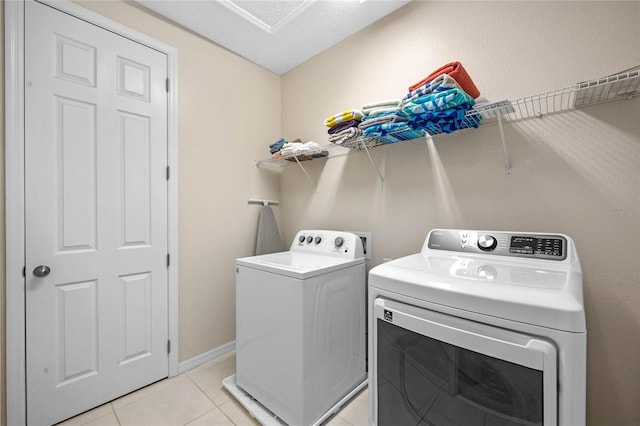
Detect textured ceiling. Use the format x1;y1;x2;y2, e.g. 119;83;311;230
135;0;411;75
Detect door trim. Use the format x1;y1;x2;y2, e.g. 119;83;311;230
5;1;180;424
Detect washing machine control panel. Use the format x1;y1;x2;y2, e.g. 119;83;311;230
427;229;567;261
291;230;364;259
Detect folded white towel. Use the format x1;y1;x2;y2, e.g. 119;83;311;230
280;142;302;156
299;141;320;154
362;100;400;115
280;141;321;157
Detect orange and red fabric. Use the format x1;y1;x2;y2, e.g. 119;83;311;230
409;61;480;99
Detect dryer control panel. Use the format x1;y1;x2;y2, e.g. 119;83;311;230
426;229;567;261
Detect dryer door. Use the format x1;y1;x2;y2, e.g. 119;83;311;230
372;298;557;426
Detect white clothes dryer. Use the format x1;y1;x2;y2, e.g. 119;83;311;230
368;229;586;426
225;230;367;426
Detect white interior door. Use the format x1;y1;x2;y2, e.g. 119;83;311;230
25;1;169;424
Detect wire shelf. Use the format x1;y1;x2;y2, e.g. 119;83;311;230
255;68;640;179
255;143;350;170
503;69;640;121
574;69;640;106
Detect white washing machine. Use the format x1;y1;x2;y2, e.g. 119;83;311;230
368;229;586;426
224;230;367;426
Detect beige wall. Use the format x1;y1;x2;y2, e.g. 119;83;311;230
280;1;640;425
1;1;280;423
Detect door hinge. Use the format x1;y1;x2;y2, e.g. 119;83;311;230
166;166;170;180
167;340;171;354
166;78;170;93
167;253;170;268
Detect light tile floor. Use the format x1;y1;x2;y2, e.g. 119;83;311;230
58;353;369;426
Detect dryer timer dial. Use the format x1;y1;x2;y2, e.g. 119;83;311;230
477;235;497;251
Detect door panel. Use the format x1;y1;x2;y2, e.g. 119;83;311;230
25;2;169;424
56;280;98;385
55;33;97;87
56;96;98;252
120;111;151;247
119;272;153;364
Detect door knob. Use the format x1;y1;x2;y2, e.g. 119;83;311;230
33;265;51;278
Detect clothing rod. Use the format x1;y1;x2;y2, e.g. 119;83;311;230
248;198;279;206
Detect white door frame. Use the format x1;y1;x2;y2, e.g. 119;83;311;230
5;1;180;424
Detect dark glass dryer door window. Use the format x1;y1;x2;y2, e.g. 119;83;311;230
373;298;558;426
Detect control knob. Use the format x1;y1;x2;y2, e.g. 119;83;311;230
299;235;306;243
477;235;497;251
334;237;344;248
315;236;322;244
306;235;313;243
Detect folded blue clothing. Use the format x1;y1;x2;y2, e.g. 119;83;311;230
269;138;285;149
362;122;409;136
459;113;482;129
402;88;475;115
409;105;471;121
363;122;426;144
378;128;427;144
408;106;482;135
269;138;286;154
359;110;408;130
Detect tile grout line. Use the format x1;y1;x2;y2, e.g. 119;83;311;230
109;403;123;426
188;373;224;426
185;373;220;408
182;372;239;425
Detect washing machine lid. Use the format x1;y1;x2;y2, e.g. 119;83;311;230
237;230;365;279
237;251;364;279
370;229;586;333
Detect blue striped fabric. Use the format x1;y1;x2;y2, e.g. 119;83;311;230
402;88;475;115
407;106;482;135
363;122;426;144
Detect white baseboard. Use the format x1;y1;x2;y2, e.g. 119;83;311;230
178;340;236;375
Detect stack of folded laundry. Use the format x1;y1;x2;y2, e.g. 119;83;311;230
282;141;328;161
269;138;327;161
359;99;425;144
317;62;484;149
325;109;366;147
400;61;483;135
281;140;320;156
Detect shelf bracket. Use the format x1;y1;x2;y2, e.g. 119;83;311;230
292;156;317;190
496;110;512;176
359;139;384;185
